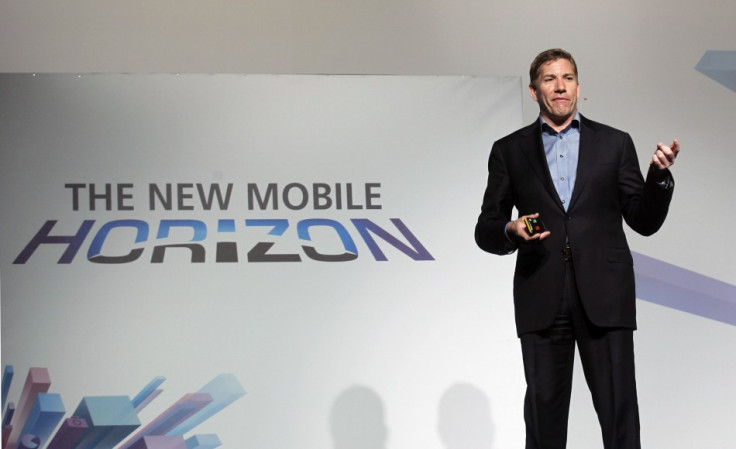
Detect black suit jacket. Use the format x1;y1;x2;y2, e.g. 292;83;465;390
475;115;674;335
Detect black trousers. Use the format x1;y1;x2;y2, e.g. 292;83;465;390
520;258;641;449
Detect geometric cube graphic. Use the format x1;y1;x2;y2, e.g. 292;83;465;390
18;393;65;448
695;50;736;93
633;251;736;326
71;396;140;449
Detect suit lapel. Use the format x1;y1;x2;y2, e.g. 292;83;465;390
519;121;565;210
568;115;599;211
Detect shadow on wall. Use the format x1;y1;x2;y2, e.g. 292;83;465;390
437;383;495;449
330;386;389;449
329;383;494;449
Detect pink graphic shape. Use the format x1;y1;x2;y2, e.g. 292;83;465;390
128;436;186;449
120;393;212;449
7;368;50;448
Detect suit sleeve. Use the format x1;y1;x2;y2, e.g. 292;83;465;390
475;141;518;255
618;133;675;236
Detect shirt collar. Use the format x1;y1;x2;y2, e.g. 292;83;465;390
539;112;581;135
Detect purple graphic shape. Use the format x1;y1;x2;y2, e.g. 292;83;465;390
168;374;245;436
120;393;212;449
695;50;736;93
633;251;736;326
128;436;186;449
2;366;13;410
7;368;50;448
18;393;65;447
71;396;140;449
185;434;221;449
46;417;88;449
132;377;166;409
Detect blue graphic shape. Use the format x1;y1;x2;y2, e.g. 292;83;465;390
185;434;221;449
633;252;736;326
2;365;13;409
19;393;65;446
71;396;140;449
695;51;736;93
168;374;245;436
3;402;15;428
132;377;166;409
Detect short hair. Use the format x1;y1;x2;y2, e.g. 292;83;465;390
529;48;578;89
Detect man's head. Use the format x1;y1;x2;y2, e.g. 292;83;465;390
529;48;578;90
528;48;580;130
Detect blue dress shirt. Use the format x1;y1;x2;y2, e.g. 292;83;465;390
540;113;581;211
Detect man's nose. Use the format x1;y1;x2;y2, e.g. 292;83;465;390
554;79;566;92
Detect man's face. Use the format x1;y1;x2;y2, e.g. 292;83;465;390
529;58;580;128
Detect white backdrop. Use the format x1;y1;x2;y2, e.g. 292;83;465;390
1;74;525;449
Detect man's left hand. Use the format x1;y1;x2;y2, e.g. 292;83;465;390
651;139;680;170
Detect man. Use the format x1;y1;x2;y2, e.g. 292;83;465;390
474;48;679;449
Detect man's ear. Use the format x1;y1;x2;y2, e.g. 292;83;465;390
528;84;538;102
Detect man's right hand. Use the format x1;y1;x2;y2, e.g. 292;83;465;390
506;212;551;242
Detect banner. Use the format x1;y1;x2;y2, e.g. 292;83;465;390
0;74;523;448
